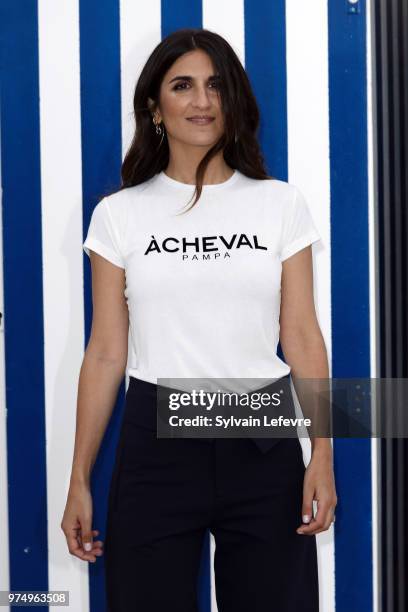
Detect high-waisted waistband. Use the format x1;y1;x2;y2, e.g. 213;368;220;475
123;375;293;454
127;375;291;395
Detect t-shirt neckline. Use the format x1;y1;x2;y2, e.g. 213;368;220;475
157;168;239;191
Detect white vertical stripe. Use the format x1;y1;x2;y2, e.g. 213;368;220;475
37;1;88;610
210;533;217;611
366;0;380;609
285;1;334;610
120;0;162;160
0;125;10;606
203;0;245;65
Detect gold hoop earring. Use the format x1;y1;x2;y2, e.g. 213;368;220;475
152;115;165;148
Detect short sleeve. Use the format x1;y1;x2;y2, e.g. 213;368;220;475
279;185;322;262
83;197;125;269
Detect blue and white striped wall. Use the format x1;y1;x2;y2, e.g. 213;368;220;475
0;1;377;610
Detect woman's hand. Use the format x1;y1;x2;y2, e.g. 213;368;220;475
296;446;337;535
61;481;104;562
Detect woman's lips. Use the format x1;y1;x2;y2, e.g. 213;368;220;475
186;117;215;125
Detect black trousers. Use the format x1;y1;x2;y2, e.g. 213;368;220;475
104;376;319;611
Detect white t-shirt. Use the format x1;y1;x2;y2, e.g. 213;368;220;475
83;169;321;390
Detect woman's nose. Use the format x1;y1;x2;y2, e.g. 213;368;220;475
191;87;212;107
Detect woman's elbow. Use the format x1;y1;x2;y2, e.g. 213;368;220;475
279;324;326;363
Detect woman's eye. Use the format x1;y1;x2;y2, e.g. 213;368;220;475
173;81;220;91
173;82;189;90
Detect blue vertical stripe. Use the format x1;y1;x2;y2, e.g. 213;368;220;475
328;1;372;610
244;0;288;181
79;1;123;611
161;0;202;38
197;530;211;612
0;1;49;608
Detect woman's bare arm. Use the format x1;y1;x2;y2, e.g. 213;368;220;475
279;245;330;453
61;250;128;562
279;245;337;536
70;250;129;486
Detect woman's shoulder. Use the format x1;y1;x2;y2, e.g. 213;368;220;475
105;179;152;205
102;178;156;217
239;172;294;195
237;173;296;211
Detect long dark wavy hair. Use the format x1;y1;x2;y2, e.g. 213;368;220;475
108;28;273;212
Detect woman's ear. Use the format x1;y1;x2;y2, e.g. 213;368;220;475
147;97;159;117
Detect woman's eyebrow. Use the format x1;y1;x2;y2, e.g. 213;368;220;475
168;74;220;84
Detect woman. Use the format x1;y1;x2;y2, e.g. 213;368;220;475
61;28;337;611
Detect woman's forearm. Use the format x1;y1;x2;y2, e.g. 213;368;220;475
69;350;126;488
280;331;332;455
